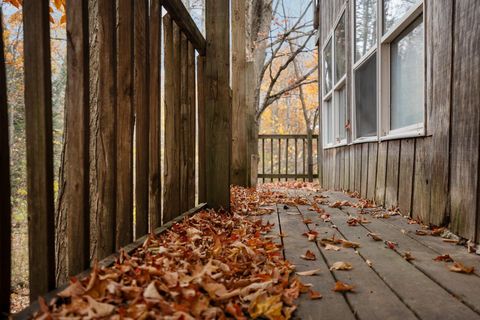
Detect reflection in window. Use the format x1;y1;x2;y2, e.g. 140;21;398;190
355;0;377;62
355;53;377;137
334;14;346;82
383;0;420;33
336;86;347;141
325;99;333;144
390;17;424;130
324;39;333;94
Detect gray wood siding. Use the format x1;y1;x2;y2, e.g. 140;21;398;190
318;0;480;242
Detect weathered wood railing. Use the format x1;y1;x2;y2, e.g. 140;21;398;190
258;134;319;183
0;0;210;315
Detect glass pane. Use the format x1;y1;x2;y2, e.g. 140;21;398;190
355;0;377;62
390;17;424;130
336;87;347;141
324;99;333;144
324;39;333;94
383;0;420;33
355;53;377;137
334;14;346;82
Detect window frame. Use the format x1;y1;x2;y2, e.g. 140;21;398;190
379;0;425;141
322;7;348;149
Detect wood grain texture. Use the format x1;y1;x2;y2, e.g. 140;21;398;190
116;0;134;248
360;143;369;198
367;143;378;200
134;0;150;238
23;0;56;301
148;0;162;229
412;138;432;223
205;0;231;209
187;42;196;208
428;0;454;227
65;0;90;275
95;0;117;260
197;55;206;203
398;139;415;217
163;17;181;222
385;140;400;209
375;142;387;206
231;0;248;186
354;144;362;193
349;144;355;191
0;7;11;314
450;0;480;240
180;33;189;213
344;145;350;190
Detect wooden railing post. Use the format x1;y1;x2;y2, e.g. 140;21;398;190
197;55;206;203
205;0;231;209
134;0;150;237
23;0;56;300
307;131;314;182
0;7;11;314
65;0;90;276
149;0;162;230
187;42;196;208
180;33;189;213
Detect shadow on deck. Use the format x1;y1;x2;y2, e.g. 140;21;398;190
262;186;480;320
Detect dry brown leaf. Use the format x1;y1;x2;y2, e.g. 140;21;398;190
330;261;353;271
415;230;429;236
367;232;382;241
308;289;322;300
434;254;454;262
303;230;319;241
301;250;317;261
296;268;321;276
403;252;415;261
449;262;474;274
341;240;360;249
324;244;341;251
333;281;354;292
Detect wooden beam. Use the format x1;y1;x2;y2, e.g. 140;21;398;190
162;0;206;55
0;7;11;314
245;61;257;186
116;0;134;249
180;33;189;213
65;0;90;276
23;0;55;300
134;0;149;237
231;0;247;186
197;55;206;203
95;0;117;259
205;0;231;209
149;0;162;230
163;16;181;222
187;42;196;208
259;134;319;139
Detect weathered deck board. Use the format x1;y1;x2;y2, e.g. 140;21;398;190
276;203;356;320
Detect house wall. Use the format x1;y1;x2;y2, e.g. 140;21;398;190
317;0;480;241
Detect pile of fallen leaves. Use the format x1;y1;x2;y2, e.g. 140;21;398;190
34;207;306;319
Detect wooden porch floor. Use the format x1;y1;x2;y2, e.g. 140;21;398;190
262;187;480;320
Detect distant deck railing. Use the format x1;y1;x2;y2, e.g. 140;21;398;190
258;134;318;183
0;0;209;314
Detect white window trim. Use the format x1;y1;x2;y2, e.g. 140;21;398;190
351;0;379;143
322;6;348;149
379;0;425;140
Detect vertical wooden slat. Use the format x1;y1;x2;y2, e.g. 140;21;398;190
412;138;432;223
367;143;378;200
375;142;388;206
285;138;289;181
349;146;355;191
231;0;248;186
271;138;274;182
205;0;231;208
65;0;90;275
354;144;362;193
344;146;350;191
278;138;281;182
197;55;206;203
187;42;196;208
23;0;55;300
360;143;369;198
134;0;149;237
0;7;11;313
303;139;306;182
398;139;415;216
149;0;162;229
450;0;480;240
163;18;181;221
428;0;454;227
334;148;340;190
262;138;265;183
95;0;117;260
385;141;400;209
307;135;314;182
180;33;189;213
116;0;134;248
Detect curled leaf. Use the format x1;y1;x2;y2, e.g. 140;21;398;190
296;268;321;276
434;254;453;262
308;289;322;300
300;250;316;261
333;281;354;293
330;261;353;271
449;262;474;274
341;240;360;249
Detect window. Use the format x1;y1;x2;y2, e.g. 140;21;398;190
354;0;377;62
380;0;424;137
323;11;347;148
353;0;378;140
